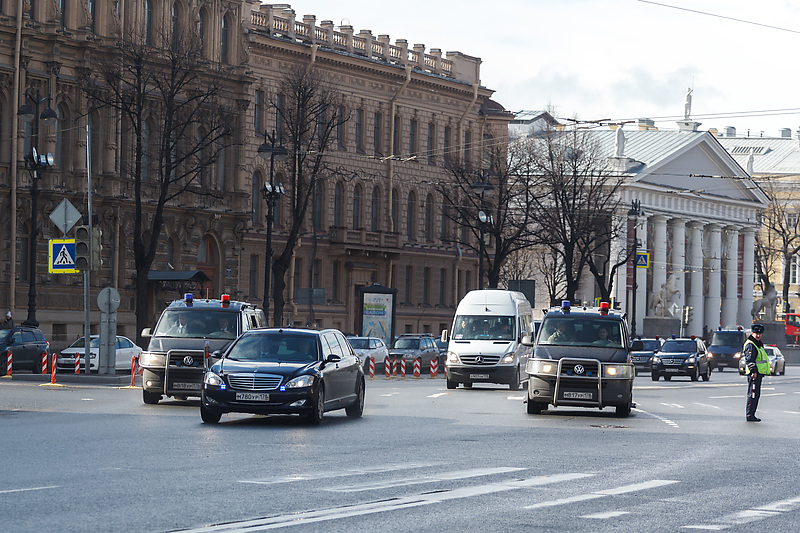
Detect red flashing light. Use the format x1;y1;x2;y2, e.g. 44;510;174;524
221;294;231;308
599;301;609;315
690;335;696;339
655;335;660;340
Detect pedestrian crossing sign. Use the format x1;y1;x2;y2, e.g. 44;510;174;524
49;239;79;274
636;252;649;268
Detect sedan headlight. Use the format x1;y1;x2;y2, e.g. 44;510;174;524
285;375;315;388
203;371;224;386
526;359;557;375
652;356;661;363
686;357;696;364
447;351;461;364
603;364;633;378
501;355;514;364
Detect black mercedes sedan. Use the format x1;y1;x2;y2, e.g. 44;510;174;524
200;328;365;424
651;337;711;382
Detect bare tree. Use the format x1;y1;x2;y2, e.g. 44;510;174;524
269;66;348;324
82;27;236;344
525;127;626;303
755;177;800;312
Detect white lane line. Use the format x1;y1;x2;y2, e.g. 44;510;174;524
583;510;630;519
633;408;679;428
325;467;524;492
240;463;434;485
661;403;684;408
526;479;679;510
177;472;593;532
692;402;723;410
708;395;740;399
507;395;525;400
427;393;449;398
781;410;800;414
682;495;800;530
761;393;786;397
0;485;59;495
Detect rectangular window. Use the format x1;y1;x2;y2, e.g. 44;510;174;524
249;255;258;297
423;267;430;304
337;106;346;150
464;131;471;167
373;112;382;156
439;268;446;306
409;118;417;157
355;109;364;153
276;94;284;141
427;122;435;165
792;256;798;285
444;126;451;164
332;261;340;301
465;270;472;292
393;116;400;156
405;266;413;303
294;259;303;293
254;90;263;133
312;260;321;288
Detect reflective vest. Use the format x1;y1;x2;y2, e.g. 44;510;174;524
743;339;770;374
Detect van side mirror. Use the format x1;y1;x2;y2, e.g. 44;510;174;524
630;340;644;351
441;330;448;342
141;328;152;338
521;335;533;346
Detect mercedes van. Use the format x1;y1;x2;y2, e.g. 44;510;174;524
441;290;534;390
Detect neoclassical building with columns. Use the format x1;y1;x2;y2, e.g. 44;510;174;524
551;121;769;338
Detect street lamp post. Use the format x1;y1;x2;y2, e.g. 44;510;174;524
258;130;288;325
627;199;644;338
18;89;57;328
471;176;494;290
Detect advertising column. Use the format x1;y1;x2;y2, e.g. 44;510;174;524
359;284;397;349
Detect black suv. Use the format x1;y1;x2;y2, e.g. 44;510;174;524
1;326;50;374
139;294;265;404
389;333;440;372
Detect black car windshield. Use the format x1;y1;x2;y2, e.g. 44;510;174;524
393;338;422;349
452;316;515;340
348;338;369;349
153;310;239;340
226;333;319;363
661;340;696;352
539;317;624;348
637;340;661;351
710;331;743;346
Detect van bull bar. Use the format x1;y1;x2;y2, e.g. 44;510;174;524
527;357;634;408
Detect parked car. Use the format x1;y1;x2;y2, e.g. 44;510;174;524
348;336;390;373
0;326;50;373
651;336;711;382
389;333;440;373
200;328;364;424
56;335;143;372
630;337;662;375
738;344;786;376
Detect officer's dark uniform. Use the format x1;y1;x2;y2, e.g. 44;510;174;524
743;324;770;422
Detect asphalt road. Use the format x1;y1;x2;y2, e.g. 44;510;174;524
1;369;799;532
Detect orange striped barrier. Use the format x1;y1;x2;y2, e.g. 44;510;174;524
413;357;421;378
430;356;439;378
74;353;80;374
384;356;391;378
129;355;138;387
368;356;375;378
41;351;48;374
50;354;57;384
391;357;397;377
4;349;11;377
400;358;406;378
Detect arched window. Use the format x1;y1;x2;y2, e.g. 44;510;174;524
424;194;434;242
198;8;208;57
391;188;399;233
221;16;229;63
54;103;70;170
251;172;262;224
353;185;362;230
171;2;180;51
406;191;416;240
313;180;324;229
371;187;381;232
334;181;344;226
441;197;450;241
145;0;154;45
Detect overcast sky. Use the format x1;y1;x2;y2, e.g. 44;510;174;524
287;0;800;138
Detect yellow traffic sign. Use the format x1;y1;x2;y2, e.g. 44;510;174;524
636;252;649;269
49;239;79;274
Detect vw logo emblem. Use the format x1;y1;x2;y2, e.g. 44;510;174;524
475;356;483;364
183;355;195;366
573;364;585;375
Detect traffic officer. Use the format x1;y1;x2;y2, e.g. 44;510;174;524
743;323;770;422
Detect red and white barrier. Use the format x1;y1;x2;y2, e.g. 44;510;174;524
430;357;439;378
129;355;138;387
384;356;391;378
50;354;57;384
41;351;48;374
400;358;406;378
5;349;11;377
74;353;80;374
391;357;397;377
413;357;421;378
368;356;375;378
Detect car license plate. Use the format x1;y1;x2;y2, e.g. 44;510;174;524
173;382;201;390
470;374;489;379
236;392;269;401
563;391;592;399
665;368;680;373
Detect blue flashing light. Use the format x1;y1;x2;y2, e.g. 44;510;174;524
561;300;571;313
220;384;226;390
184;293;194;306
280;386;286;392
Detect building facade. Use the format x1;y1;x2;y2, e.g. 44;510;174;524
0;1;510;350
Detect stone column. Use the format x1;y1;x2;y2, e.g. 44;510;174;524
651;215;668;315
670;218;686;316
704;224;722;330
687;222;704;337
739;228;756;326
721;226;740;327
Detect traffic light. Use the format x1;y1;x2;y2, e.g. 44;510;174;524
74;225;90;271
682;305;693;325
91;227;102;271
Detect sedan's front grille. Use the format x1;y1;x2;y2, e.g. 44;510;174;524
227;373;282;391
459;355;501;365
662;358;685;365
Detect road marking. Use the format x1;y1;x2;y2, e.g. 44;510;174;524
177;472;593;531
692;402;722;410
708;395;739;399
325;467;523;492
761;393;785;397
427;393;448;398
661;403;684;408
239;463;434;485
507;395;525;400
0;485;59;495
683;495;800;530
583;510;630;519
525;479;680;510
634;408;679;428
